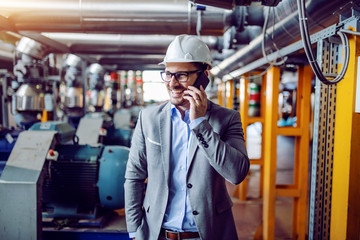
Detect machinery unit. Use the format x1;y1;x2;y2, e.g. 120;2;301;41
28;121;129;219
87;63;106;112
0;129;20;175
0;129;20;160
76;112;133;147
12;37;50;129
0;121;129;239
42;144;128;219
62;54;86;128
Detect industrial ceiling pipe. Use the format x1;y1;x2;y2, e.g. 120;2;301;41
211;0;360;77
190;0;282;9
40;34;217;54
0;1;267;71
0;0;235;36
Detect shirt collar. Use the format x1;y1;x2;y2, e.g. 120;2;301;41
171;104;190;123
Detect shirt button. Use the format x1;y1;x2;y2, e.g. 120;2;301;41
192;210;199;215
197;133;203;138
204;144;209;148
187;183;192;188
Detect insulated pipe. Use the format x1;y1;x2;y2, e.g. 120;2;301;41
211;0;359;77
37;33;219;70
0;0;233;36
190;0;282;9
40;33;218;54
0;44;14;63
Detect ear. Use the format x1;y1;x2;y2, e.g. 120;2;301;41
204;70;210;76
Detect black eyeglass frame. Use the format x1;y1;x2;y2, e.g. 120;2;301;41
160;69;203;83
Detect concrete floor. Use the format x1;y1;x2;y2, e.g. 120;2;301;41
227;170;294;240
228;123;296;239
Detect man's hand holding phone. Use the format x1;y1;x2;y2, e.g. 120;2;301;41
183;72;209;122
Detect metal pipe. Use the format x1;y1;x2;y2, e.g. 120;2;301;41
190;0;235;10
211;0;359;77
0;47;13;63
40;33;218;54
0;0;233;36
190;0;282;9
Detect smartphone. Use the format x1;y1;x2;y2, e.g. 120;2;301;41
193;72;210;90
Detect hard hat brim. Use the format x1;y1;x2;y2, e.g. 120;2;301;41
158;59;212;68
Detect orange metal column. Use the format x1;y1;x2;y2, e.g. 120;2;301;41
261;65;311;240
259;75;266;199
236;77;249;200
217;81;224;107
291;65;312;239
263;66;280;240
235;75;266;201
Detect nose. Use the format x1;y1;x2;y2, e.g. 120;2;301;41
169;75;180;87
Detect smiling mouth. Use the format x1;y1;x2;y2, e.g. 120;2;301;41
171;89;184;97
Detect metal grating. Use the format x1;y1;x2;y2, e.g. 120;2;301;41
309;38;338;240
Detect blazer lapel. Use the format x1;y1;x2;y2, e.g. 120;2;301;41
159;102;172;186
187;100;212;169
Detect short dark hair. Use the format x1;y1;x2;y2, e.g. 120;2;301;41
192;62;210;71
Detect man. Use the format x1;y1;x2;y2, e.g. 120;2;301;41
124;34;249;240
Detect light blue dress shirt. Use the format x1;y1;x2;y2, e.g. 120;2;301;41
162;105;204;232
129;105;205;238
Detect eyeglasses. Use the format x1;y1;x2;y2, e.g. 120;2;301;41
160;70;203;83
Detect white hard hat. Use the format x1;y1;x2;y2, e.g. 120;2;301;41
160;34;212;67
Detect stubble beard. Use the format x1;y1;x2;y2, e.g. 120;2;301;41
169;87;189;109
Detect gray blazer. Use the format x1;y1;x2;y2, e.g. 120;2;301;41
124;100;249;240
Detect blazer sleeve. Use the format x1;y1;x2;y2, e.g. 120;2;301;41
191;109;249;185
124;110;148;232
